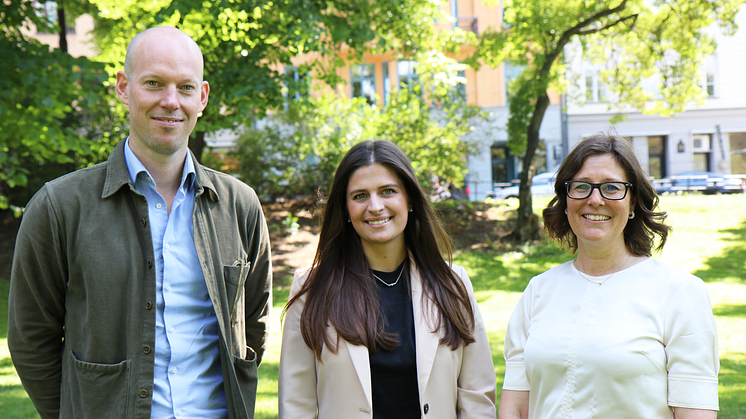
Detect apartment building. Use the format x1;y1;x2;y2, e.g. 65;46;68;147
565;8;746;179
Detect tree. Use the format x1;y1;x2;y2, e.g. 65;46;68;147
470;0;744;242
232;85;483;199
0;0;114;212
87;0;466;162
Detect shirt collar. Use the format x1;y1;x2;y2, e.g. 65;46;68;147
124;137;196;191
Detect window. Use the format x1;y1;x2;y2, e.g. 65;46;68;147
729;132;746;174
491;145;514;184
397;61;419;91
285;66;309;103
382;62;391;104
705;73;715;97
693;134;712;172
449;69;466;103
351;64;376;106
35;1;75;34
648;136;667;179
504;63;524;106
584;72;607;103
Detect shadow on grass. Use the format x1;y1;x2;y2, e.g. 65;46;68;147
693;220;746;284
719;354;746;419
456;240;571;294
713;304;746;318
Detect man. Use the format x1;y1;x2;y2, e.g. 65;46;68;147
8;26;272;419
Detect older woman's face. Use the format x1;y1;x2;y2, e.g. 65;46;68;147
566;154;635;256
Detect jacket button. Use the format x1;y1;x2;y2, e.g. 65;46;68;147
147;260;153;269
145;301;153;310
139;389;148;398
424;403;429;414
143;345;151;354
140;218;147;227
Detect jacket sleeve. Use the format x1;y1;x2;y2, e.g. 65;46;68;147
278;270;319;419
7;187;67;419
455;266;497;419
242;198;273;365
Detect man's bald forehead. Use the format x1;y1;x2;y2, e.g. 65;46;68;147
123;26;204;79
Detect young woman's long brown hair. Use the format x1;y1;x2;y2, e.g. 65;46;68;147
285;140;475;358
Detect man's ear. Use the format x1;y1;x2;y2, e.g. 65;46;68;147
116;71;130;105
200;81;210;111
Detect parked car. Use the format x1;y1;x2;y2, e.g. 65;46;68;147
490;171;558;200
654;171;746;195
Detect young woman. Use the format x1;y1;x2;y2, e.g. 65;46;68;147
279;140;496;419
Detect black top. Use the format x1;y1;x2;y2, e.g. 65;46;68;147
369;262;421;419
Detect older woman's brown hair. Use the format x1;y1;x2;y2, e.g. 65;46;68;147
543;132;671;256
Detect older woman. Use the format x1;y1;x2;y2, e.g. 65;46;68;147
499;133;719;419
279;140;496;419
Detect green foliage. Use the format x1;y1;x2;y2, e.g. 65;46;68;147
87;0;453;140
469;0;745;241
232;87;484;197
0;2;120;209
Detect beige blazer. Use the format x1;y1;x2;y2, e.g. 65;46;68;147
278;263;496;419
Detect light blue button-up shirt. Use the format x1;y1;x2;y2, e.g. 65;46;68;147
125;139;227;419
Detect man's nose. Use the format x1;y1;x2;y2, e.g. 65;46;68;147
160;85;180;110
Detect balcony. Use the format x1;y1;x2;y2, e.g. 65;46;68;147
454;16;478;35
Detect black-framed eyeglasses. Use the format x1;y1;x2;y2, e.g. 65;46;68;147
565;181;633;200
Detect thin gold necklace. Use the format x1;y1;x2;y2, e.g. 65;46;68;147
575;254;632;286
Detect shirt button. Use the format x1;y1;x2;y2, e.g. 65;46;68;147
164;243;170;250
143;345;151;354
170;326;175;333
171;367;178;374
139;389;149;398
166;284;172;291
145;301;153;310
156;203;163;209
423;403;429;414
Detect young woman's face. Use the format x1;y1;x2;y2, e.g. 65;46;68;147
566;154;635;256
346;163;410;256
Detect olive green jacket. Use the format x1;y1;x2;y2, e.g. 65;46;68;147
8;140;272;419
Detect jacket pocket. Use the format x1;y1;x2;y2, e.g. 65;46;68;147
229;347;258;419
65;351;129;419
224;264;250;322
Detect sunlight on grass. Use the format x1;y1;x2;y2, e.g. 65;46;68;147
2;194;746;418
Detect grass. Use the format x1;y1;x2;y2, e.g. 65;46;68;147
2;194;746;418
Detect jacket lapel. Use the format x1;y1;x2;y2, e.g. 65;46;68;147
411;268;440;401
343;339;373;409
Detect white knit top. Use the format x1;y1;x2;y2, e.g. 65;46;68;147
502;258;719;418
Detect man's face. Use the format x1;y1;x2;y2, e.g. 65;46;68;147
116;28;209;161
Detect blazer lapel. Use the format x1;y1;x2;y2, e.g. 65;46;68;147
411;268;440;400
343;339;373;409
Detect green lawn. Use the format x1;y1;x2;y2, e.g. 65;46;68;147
2;194;745;418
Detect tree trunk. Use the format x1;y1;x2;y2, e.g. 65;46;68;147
57;0;68;53
515;91;551;242
189;131;206;163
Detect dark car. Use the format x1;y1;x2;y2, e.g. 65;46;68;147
654;171;745;195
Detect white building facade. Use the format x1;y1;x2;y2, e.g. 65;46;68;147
565;9;746;179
